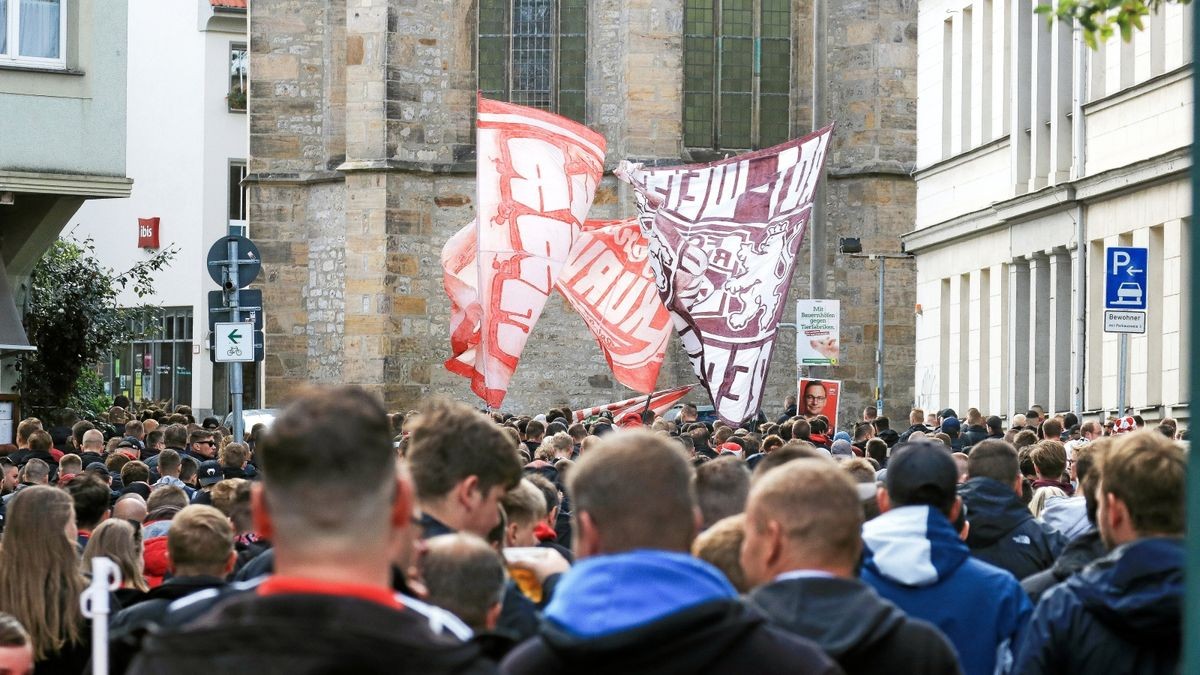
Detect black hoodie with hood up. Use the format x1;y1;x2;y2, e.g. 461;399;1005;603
958;477;1066;580
749;575;961;675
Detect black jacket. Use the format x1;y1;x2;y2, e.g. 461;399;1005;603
112;575;227;633
127;590;495;675
960;425;988;450
958;477;1066;580
502;599;839;675
1013;537;1183;675
1020;529;1107;603
897;424;931;444
876;429;899;448
748;576;960;675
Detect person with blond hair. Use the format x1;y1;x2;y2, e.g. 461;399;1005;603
0;486;89;672
81;519;149;605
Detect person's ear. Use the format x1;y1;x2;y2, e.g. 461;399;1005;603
485;602;503;631
765;519;784;569
456;475;481;511
547;505;559;526
390;473;414;530
1106;493;1128;533
876;486;891;513
224;550;237;575
251;482;274;541
506;521;519;547
575;510;602;558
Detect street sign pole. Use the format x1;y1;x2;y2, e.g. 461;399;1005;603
1116;333;1127;417
227;237;244;443
875;256;885;416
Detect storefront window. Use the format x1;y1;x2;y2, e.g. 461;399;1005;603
100;307;194;408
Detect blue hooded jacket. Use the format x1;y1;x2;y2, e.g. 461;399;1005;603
1012;537;1183;674
861;505;1031;675
505;549;840;675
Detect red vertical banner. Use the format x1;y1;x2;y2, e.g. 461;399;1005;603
442;97;606;408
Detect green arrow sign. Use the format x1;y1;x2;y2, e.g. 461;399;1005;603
228;329;242;344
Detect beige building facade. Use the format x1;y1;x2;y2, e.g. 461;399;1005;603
906;0;1192;422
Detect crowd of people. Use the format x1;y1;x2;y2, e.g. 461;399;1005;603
0;388;1186;674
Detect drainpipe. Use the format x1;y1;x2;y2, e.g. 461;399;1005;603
1071;19;1087;415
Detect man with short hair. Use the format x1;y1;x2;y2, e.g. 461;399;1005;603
742;459;959;674
958;440;1066;579
407;399;523;540
679;403;699;425
185;430;218;462
503;431;839;674
79;429;106;467
862;406;877;422
985;415;1005;440
14;430;56;482
898;408;930;444
861;441;1030;675
3;458;50;506
695;456;751;530
523;420;546;458
874;416;899;447
112;504;236;632
1013;430;1186;673
961;409;988;449
67;473;110;548
851;422;874;455
1039;418;1063;442
8;418;42;465
152;449;194;497
219;442;252;480
501;479;548;548
421;533;507;634
128;386;493;674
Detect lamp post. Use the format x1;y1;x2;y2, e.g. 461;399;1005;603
839;238;913;417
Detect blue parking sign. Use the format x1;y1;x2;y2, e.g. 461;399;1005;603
1105;247;1148;311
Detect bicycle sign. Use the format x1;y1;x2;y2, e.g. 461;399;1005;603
214;322;254;363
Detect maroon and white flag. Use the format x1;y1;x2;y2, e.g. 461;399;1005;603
443;96;606;408
572;384;696;422
616;125;834;426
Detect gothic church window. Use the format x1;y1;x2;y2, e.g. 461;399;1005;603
684;0;791;151
478;0;586;123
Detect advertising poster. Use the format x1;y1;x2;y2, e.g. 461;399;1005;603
798;378;840;430
796;299;840;366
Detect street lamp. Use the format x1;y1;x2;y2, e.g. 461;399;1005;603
839;238;912;417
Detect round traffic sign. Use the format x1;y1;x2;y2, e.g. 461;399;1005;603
206;235;261;288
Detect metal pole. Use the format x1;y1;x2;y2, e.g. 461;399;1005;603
1071;18;1088;415
809;0;827;303
1187;3;1200;668
1116;333;1127;417
227;238;244;443
875;257;885;416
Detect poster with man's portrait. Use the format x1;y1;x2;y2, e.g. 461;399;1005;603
798;378;840;431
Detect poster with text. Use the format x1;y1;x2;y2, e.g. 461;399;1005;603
798;378;840;431
796;299;840;366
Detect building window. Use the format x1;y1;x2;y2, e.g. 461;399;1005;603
478;0;586;122
100;308;194;408
228;161;247;235
684;0;791;151
228;42;247;112
0;0;67;68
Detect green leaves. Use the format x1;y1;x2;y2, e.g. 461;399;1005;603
15;237;177;415
1037;0;1190;49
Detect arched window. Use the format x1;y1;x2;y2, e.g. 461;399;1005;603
684;0;791;151
478;0;586;122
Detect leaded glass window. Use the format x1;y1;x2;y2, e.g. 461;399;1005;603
685;0;791;151
478;0;586;122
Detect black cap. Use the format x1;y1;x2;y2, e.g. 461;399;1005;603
939;408;957;420
986;415;1003;430
198;460;223;486
202;416;221;430
885;441;958;513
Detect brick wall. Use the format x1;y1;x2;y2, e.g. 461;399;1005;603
249;0;918;422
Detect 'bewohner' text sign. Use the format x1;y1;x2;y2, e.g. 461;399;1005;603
1103;309;1146;334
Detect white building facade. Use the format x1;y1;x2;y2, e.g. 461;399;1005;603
905;1;1192;422
66;0;250;418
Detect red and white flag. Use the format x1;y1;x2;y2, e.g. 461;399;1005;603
616;125;834;426
443;97;606;408
556;218;672;393
572;384;696;423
